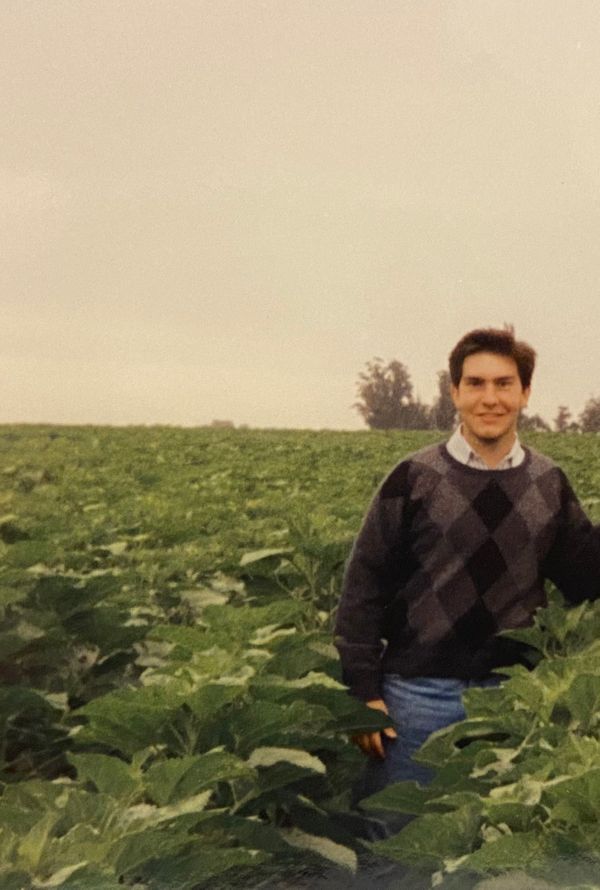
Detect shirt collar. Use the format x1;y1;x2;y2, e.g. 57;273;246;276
446;425;525;469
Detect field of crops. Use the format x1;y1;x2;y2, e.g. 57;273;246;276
1;425;600;890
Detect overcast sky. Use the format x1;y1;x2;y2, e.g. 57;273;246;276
3;0;600;429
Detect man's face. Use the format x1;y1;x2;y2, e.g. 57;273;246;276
451;351;530;449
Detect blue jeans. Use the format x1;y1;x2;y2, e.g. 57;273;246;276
354;674;501;810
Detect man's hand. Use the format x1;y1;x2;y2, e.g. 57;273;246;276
352;698;398;759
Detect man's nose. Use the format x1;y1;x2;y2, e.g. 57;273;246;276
481;384;499;404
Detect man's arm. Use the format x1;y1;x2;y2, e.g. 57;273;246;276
543;469;600;604
334;471;407;703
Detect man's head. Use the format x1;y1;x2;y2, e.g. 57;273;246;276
448;327;535;450
449;327;536;390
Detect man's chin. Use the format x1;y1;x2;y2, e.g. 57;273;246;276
473;429;503;444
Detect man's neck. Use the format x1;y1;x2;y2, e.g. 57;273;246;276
460;425;517;469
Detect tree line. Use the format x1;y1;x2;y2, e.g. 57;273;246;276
354;358;600;432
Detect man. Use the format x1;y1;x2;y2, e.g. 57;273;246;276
335;327;599;798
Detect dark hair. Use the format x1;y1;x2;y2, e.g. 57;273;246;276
449;326;536;389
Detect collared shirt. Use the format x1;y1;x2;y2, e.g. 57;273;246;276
446;425;525;470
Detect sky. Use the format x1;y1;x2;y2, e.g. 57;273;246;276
3;0;600;430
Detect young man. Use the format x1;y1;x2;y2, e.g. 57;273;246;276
335;327;599;797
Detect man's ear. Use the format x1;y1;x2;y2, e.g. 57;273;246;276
521;386;531;409
450;385;460;408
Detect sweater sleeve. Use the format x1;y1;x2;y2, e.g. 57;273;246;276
543;469;600;604
333;467;408;701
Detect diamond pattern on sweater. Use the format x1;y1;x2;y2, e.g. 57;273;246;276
444;505;492;555
465;538;508;594
513;477;557;537
426;475;472;527
472;479;513;531
452;600;497;651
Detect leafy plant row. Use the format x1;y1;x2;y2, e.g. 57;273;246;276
1;582;400;888
1;426;600;888
365;591;600;889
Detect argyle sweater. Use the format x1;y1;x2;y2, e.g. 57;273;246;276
334;443;600;701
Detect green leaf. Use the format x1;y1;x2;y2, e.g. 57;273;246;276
31;862;88;888
280;827;357;872
459;830;545;873
185;682;247;720
239;548;291;566
143;751;255;806
17;811;59;871
247;747;325;774
69;753;141;799
361;780;441;815
113;826;195;875
236;748;327;812
563;674;600;731
0;873;31;890
545;767;600;821
415;717;519;768
227;700;333;755
76;685;182;756
46;866;124;890
472;874;559;890
139;845;269;889
372;803;481;868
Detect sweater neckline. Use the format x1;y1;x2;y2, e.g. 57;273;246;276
439;442;532;475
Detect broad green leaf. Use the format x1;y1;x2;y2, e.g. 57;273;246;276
104;541;127;556
201;600;305;641
17;811;58;871
0;873;31;890
563;674;600;731
32;862;88;888
138;845;269;889
361;780;441;815
544;767;600;821
43;866;123;890
482;801;536;834
239;548;291;566
45;822;113;869
236;763;325;812
416;717;522;768
227;700;333;755
0;585;28;610
68;753;140;799
247;747;325;774
459;830;545;872
0;686;58;727
372;803;481;868
280;827;357;872
273;671;345;690
113;826;196;875
123;790;212;828
143;751;254;806
472;874;559;890
76;685;183;756
185;682;247;719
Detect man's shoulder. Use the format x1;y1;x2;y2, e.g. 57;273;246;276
523;445;564;480
380;443;446;499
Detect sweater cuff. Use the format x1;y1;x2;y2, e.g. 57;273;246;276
343;670;382;702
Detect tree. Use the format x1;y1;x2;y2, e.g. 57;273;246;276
518;412;550;432
579;396;600;432
401;399;432;430
354;358;430;429
554;405;571;432
430;370;456;430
